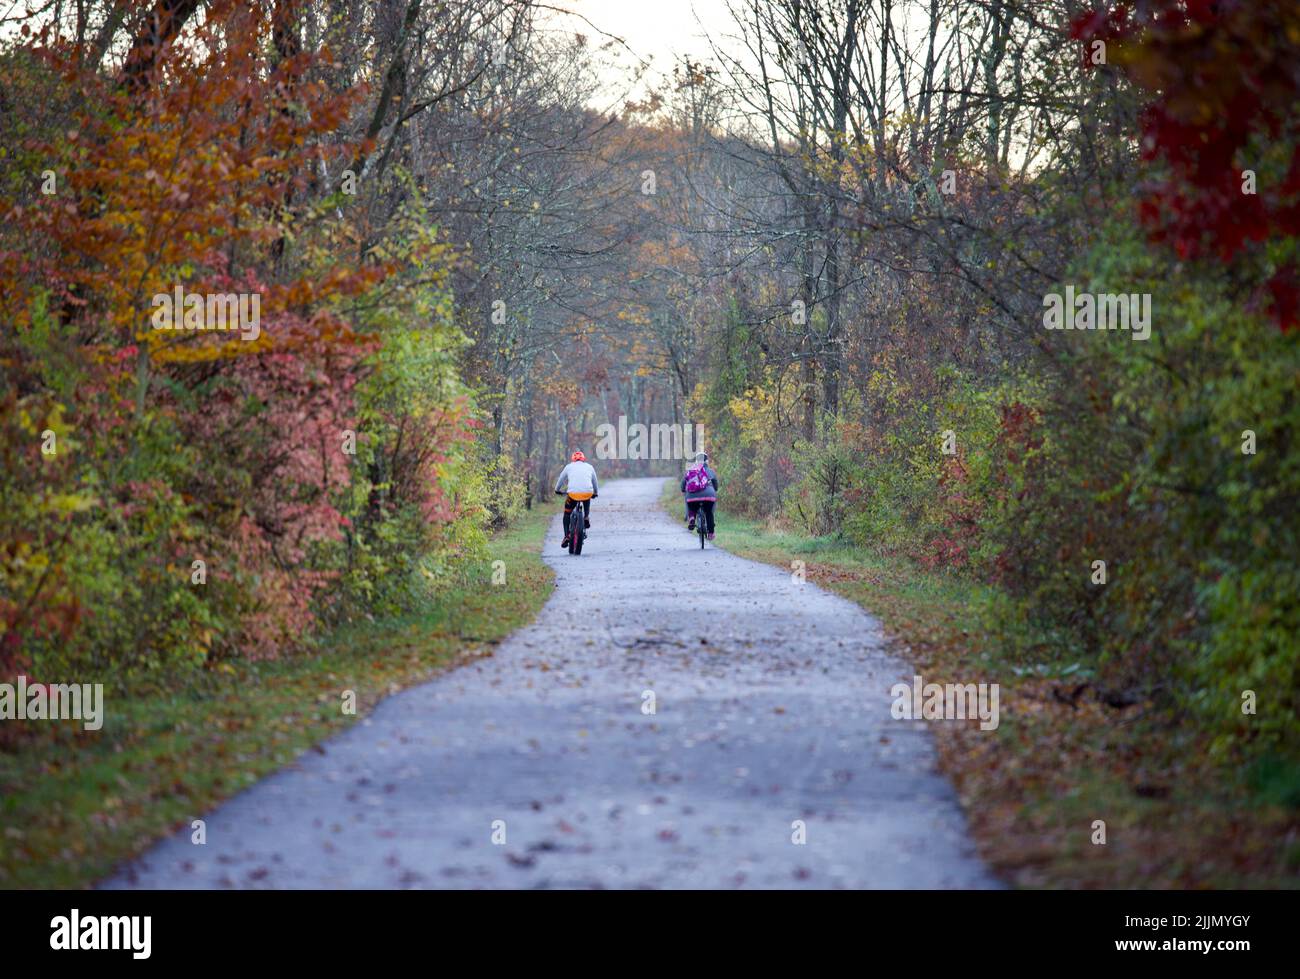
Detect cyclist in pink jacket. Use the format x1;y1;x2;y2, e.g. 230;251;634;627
681;452;719;540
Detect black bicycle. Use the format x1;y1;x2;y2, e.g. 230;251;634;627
565;498;586;555
685;499;707;549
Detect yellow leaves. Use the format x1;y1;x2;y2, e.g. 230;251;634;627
147;334;268;365
20;401;71;441
46;493;96;515
8;541;50;575
727;394;759;423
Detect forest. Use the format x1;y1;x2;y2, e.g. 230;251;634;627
1;0;1297;892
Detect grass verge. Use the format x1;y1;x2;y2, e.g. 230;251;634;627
0;506;555;889
660;482;1300;888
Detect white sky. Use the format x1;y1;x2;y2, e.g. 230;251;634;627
540;0;741;103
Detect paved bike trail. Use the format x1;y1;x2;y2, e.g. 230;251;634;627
104;477;999;889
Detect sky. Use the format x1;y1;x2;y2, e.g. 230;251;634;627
539;0;742;103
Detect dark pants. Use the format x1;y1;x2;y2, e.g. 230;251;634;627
687;500;715;533
563;497;591;538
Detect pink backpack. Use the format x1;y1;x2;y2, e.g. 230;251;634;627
684;464;711;493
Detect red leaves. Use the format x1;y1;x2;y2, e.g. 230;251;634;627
1069;5;1130;42
996;401;1041;466
1069;4;1131;70
1075;1;1300;332
925;455;980;571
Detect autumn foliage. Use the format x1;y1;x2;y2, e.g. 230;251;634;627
1;2;482;690
672;1;1299;764
1073;0;1300;329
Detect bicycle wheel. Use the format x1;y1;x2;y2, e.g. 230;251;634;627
573;518;584;555
698;514;706;549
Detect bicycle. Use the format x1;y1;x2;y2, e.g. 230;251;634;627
684;499;710;549
565;499;586;555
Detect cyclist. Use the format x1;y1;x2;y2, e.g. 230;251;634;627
681;451;719;540
554;450;599;545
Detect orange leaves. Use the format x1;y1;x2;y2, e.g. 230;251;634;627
2;1;368;349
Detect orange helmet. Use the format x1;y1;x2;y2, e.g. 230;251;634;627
571;450;586;462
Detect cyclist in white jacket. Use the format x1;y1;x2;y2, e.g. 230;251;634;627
554;450;599;544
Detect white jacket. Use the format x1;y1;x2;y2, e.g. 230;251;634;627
554;460;598;496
